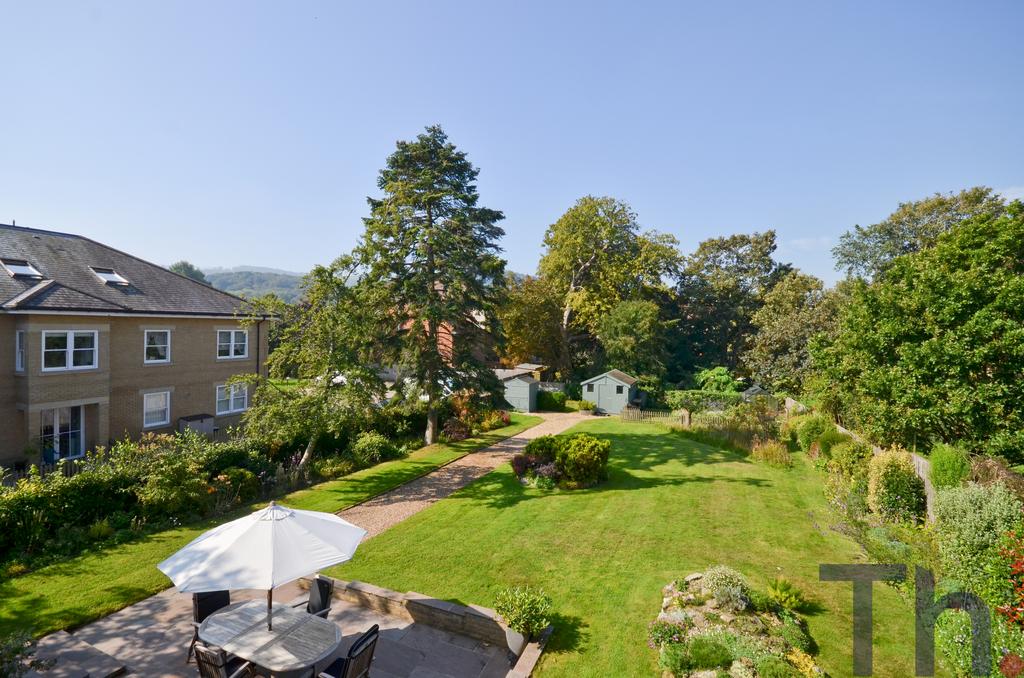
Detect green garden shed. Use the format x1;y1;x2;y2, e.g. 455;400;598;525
580;369;639;414
495;368;538;412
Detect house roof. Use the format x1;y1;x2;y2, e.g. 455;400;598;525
494;367;534;381
0;223;254;316
515;362;546;371
580;369;638;386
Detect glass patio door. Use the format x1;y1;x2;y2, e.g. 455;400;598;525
39;406;84;461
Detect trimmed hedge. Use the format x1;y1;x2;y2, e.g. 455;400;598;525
867;449;926;523
537;390;568;412
555;434;611;486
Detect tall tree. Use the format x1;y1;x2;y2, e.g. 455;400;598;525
356;126;506;444
672;231;789;376
538;196;680;373
497;274;567;372
242;258;383;468
597;299;672;383
811;202;1024;460
169;260;209;284
832;186;1006;280
743;270;845;393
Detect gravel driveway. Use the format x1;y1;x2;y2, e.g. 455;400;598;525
339;412;591;538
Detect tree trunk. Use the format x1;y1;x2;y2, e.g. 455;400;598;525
425;405;439;445
297;436;316;470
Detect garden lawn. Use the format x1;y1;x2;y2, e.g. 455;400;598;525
0;414;541;637
331;418;932;678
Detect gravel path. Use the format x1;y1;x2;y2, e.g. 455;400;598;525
339;412;591;538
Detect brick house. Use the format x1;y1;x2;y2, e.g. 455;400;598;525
0;223;271;468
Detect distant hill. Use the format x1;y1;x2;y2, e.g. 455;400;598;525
205;268;305;303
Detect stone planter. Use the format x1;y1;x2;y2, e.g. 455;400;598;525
504;626;528;659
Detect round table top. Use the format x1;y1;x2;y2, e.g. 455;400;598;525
199;599;342;673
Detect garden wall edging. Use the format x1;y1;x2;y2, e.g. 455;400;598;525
320;577;551;676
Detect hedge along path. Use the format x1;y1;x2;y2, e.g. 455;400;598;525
340;411;592;538
0;413;544;639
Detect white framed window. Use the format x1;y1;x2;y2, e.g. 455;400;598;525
217;330;248;359
216;383;248;415
143;391;171;428
91;266;130;286
1;258;42;278
15;330;25;372
41;331;98;371
144;330;171;364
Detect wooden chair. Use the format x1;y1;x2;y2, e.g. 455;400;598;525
194;644;253;678
188;590;231;663
318;625;379;678
292;575;335;619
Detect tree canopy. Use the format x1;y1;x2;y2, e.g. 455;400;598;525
831;186;1006;280
744;271;844;394
537;196;679;374
497;274;567;372
671;231;790;376
597;300;672;384
811;202;1024;460
169;260;209;284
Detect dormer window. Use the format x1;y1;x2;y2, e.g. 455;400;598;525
91;267;129;286
1;258;42;278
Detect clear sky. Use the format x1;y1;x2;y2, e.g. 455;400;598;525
2;1;1022;284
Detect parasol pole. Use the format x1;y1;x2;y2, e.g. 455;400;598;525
267;588;273;631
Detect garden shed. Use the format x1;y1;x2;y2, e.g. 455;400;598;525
495;368;538;412
580;370;639;414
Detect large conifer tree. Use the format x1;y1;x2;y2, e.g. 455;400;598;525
357;126;505;443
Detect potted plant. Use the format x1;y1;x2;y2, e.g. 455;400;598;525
577;399;596;415
494;585;552;659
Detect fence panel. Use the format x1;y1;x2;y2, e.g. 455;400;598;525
619;408;687;425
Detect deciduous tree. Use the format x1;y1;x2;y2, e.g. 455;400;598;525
744;271;845;393
169;260;208;284
811;202;1024;460
832;186;1006;280
538;196;679;373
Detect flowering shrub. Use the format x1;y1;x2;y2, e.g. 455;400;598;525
648;618;691;648
703;565;750;600
867;449;926;523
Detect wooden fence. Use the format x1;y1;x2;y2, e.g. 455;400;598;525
619;408;688;426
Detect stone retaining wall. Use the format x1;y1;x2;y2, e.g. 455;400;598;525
323;577;551;676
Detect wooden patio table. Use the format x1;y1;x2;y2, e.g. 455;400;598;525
199;599;341;676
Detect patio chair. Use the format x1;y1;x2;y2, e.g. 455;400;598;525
292;575;334;619
318;625;379;678
188;590;231;663
195;644;253;678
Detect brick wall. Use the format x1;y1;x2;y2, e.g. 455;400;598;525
0;314;270;465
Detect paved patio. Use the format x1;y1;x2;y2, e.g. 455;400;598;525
71;584;510;677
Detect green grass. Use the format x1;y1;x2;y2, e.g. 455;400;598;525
330;419;931;677
0;413;541;637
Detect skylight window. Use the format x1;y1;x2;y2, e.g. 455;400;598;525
0;259;43;278
91;267;129;285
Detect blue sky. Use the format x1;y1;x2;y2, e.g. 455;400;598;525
2;1;1021;285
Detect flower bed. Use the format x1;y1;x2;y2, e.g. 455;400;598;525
510;433;610;489
649;566;823;677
